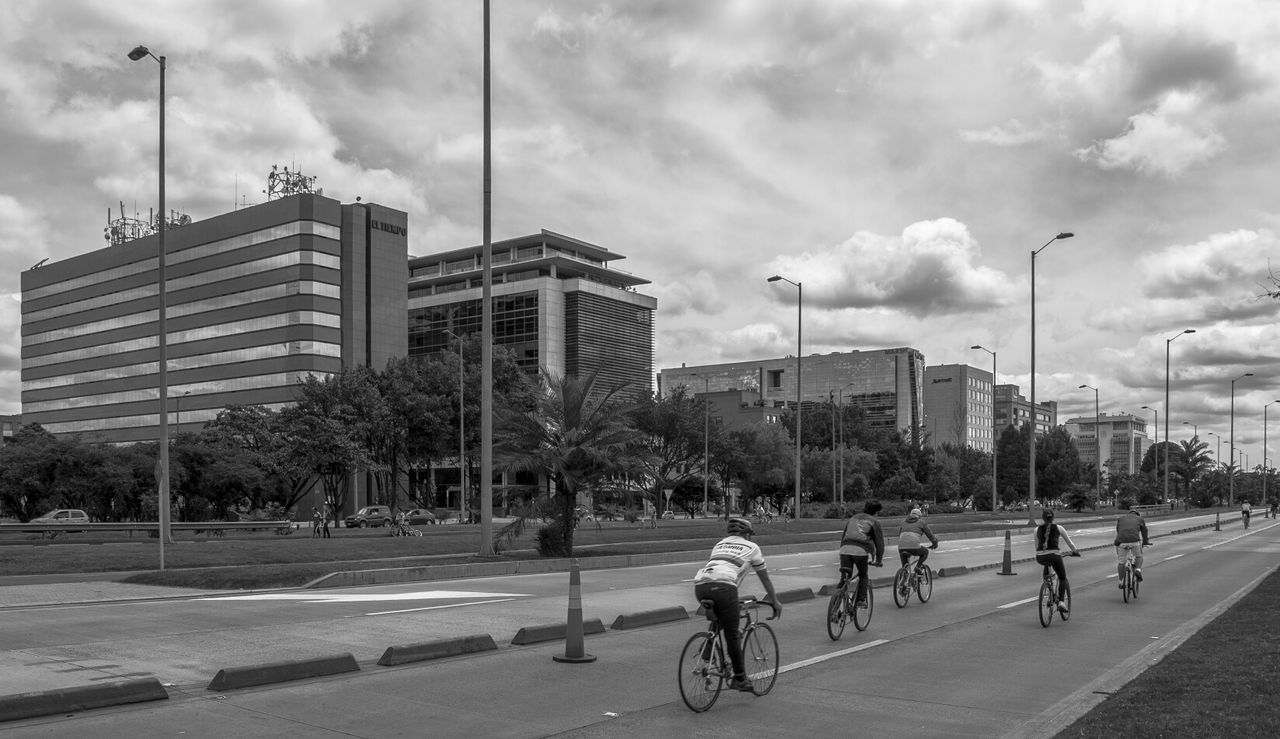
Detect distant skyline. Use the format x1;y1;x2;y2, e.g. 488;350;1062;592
2;1;1278;464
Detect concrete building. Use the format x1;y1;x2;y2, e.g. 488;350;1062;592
1;415;19;443
1065;412;1150;477
659;348;925;435
406;230;656;395
19;193;407;443
923;364;995;451
994;384;1058;439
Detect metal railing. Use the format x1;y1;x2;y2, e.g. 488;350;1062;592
0;520;294;539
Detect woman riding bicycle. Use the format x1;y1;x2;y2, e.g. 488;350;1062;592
897;507;939;571
1034;509;1080;614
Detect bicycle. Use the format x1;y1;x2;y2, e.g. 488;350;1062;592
1242;511;1251;529
826;562;881;640
892;554;934;608
1118;542;1152;603
391;521;422;537
1038;552;1080;627
678;598;780;712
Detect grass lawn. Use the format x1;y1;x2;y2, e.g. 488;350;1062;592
1057;569;1280;737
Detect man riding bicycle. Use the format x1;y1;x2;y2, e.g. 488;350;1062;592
693;517;781;694
1113;509;1151;586
1242;500;1252;527
1035;509;1080;614
897;507;939;572
838;499;885;608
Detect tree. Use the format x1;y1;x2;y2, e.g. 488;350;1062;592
1174;437;1213;500
630;387;712;516
1037;426;1083;502
996;424;1029;505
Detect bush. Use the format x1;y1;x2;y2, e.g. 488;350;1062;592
536;523;568;558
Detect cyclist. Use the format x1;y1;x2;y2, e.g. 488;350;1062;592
897;507;939;573
1242;500;1252;528
838;499;885;608
692;516;781;693
1034;509;1080;614
1113;509;1151;587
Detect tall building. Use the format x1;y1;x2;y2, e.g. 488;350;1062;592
923;364;995;451
1065;412;1150;477
659;348;925;435
19;193;407;443
994;384;1058;439
406;229;656;394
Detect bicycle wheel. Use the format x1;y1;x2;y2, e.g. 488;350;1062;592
743;622;779;696
916;566;933;603
893;568;910;608
826;589;848;641
1038;579;1055;627
678;632;723;712
1122;568;1131;603
1131;568;1139;599
853;583;874;631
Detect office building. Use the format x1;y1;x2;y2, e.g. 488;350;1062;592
923;364;995;451
19;193;407;443
406;229;656;395
659;348;925;435
1064;412;1150;477
993;384;1058;440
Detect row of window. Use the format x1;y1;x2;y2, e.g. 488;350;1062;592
40;401;297;435
25;372;323;413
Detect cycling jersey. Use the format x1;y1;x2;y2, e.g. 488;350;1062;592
693;535;767;587
1114;513;1150;545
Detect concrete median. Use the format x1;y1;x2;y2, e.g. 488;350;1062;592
207;653;360;691
510;619;605;645
609;606;689;630
377;634;498;666
0;678;167;723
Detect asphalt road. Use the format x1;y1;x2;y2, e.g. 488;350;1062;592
1;513;1276;737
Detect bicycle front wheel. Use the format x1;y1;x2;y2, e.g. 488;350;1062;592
1122;569;1131;603
743;623;779;696
853;584;874;631
678;632;723;712
893;568;910;608
917;566;933;603
826;590;848;641
1130;569;1139;599
1038;579;1055;627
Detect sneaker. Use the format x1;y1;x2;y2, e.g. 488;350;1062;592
855;598;869;608
729;676;754;692
1057;603;1069;614
1134;569;1143;582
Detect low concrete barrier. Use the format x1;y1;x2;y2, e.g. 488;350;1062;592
0;678;167;723
377;634;498;666
510;618;605;645
207;653;359;691
609;606;688;630
937;565;969;577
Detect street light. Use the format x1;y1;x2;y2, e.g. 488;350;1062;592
691;374;711;518
175;390;191;433
1079;385;1101;500
1230;372;1253;505
478;0;496;555
1183;421;1197;440
1208;431;1221;470
1141;406;1157;477
1165;329;1195;503
1029;232;1074;523
836;382;855;508
767;274;802;520
128;44;171;567
1265;400;1280;509
444;330;466;517
971;345;998;513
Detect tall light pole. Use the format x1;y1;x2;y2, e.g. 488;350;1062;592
1265;401;1280;509
1079;385;1100;500
1142;406;1158;477
1208;431;1221;470
1165;329;1195;503
971;345;998;513
1230;372;1253;505
1183;421;1197;440
175;390;191;433
128;44;171;567
444;331;466;517
767;274;802;520
1029;232;1074;523
691;374;711;518
478;0;495;555
837;382;854;508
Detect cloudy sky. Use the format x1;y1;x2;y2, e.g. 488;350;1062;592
3;1;1279;463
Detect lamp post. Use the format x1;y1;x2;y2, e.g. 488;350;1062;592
175;390;191;433
1079;385;1101;499
1029;232;1074;523
1183;421;1197;440
767;274;802;520
444;330;466;517
837;382;854;508
971;345;998;513
1230;372;1253;505
1142;406;1158;477
1265;401;1280;510
1165;329;1195;503
1208;431;1221;470
128;44;171;567
691;374;711;519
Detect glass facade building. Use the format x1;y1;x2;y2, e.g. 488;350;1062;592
1065;412;1150;477
923;364;995;451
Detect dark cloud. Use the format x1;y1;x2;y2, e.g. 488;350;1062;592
1128;34;1259;103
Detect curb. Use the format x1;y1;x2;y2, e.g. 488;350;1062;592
609;606;688;630
377;634;498;666
207;653;360;691
937;565;968;577
0;678;167;723
510;618;606;645
774;587;815;603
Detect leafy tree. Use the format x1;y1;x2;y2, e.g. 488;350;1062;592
631;387;713;515
1062;482;1097;512
1037;426;1083;501
996;424;1030;505
0;424;62;521
279;372;375;519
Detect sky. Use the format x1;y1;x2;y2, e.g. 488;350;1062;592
2;0;1279;464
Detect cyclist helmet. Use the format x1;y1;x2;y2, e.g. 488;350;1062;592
727;517;754;537
1042;509;1056;522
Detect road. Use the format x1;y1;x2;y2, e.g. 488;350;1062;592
1;513;1276;737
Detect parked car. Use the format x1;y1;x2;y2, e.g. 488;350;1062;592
403;508;438;526
32;509;90;526
345;505;393;528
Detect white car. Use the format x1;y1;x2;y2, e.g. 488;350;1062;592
32;509;90;525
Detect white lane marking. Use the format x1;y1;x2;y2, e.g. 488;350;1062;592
998;596;1039;609
1162;554;1184;561
200;590;529;603
362;598;517;617
781;639;889;672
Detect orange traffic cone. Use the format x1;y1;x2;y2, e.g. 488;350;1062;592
553;559;597;663
997;530;1017;576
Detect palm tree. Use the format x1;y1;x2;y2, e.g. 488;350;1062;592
494;371;649;557
1175;437;1213;499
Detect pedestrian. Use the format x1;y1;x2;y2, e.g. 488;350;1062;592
321;507;332;538
311;507;322;538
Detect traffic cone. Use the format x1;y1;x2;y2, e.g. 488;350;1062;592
553;559;597;663
997;530;1017;576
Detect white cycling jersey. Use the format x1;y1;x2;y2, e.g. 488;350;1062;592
693;535;767;587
